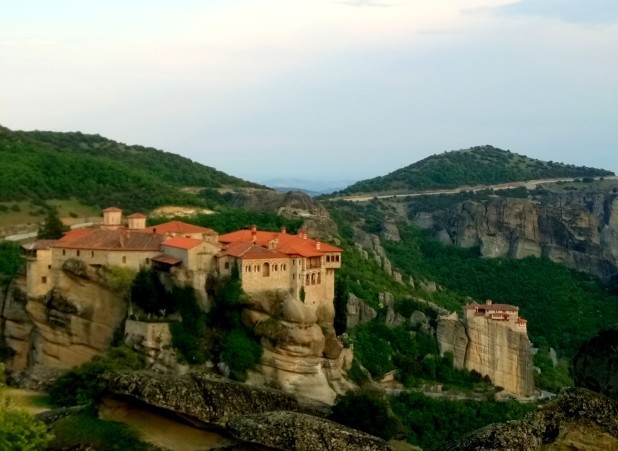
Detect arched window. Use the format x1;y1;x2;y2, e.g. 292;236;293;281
262;262;270;277
311;273;316;285
274;264;278;272
282;264;286;271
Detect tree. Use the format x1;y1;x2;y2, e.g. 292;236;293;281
331;389;399;440
0;363;53;450
37;208;68;239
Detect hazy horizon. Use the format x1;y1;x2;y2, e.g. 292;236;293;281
2;1;617;183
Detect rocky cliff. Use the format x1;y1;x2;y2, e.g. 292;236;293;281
0;264;127;386
437;313;535;396
100;370;391;451
242;290;355;405
412;191;618;279
445;388;618;450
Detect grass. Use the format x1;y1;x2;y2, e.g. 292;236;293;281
49;412;152;450
3;389;52;415
0;199;100;227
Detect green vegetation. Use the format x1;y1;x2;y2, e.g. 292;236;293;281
48;346;145;407
130;268;175;316
48;412;150;451
331;389;399;440
0;241;24;283
338;145;612;195
36;207;68;239
148;206;303;235
390;392;536;450
0;363;52;451
384;224;618;358
170;285;210;364
0;125;260;212
207;264;262;380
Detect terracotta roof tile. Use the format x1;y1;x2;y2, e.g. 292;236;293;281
152;254;182;265
139;221;217;236
127;213;146;218
51;229;163;251
218;229;342;258
22;240;56;251
162;236;203;250
219;242;288;260
103;207;122;212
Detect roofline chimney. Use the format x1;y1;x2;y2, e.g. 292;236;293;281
251;224;257;232
281;226;287;234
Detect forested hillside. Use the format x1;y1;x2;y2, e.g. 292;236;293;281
338;145;613;194
0;125;261;212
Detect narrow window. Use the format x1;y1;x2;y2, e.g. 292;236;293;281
262;262;270;277
62;249;66;256
225;262;230;269
41;276;47;284
48;265;51;270
145;258;150;265
77;250;80;257
91;251;95;258
122;256;127;264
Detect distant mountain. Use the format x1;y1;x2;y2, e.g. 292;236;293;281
0;125;262;212
337;145;614;195
263;178;355;195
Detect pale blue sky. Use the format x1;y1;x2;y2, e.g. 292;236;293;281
1;1;617;183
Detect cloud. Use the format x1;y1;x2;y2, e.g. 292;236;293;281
489;0;618;25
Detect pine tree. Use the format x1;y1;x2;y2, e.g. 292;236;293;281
37;208;68;239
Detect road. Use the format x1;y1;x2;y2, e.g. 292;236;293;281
4;222;98;242
328;176;618;202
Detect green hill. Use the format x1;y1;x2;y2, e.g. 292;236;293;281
0;125;262;212
338;145;613;194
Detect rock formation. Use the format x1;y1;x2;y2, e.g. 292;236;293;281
573;326;618;401
1;265;127;386
437;306;535;397
411;191;618;279
445;388;618;450
242;290;355;405
100;370;391;451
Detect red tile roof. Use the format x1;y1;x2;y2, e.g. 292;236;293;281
219;242;289;260
161;236;203;250
52;228;163;251
218;229;342;258
467;302;519;312
139;221;217;236
103;207;122;212
152;254;182;266
22;240;57;251
127;213;146;218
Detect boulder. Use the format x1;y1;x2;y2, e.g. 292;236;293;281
227;411;393;451
346;294;377;329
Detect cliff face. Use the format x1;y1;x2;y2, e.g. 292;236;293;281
242;290;355;405
1;265;127;385
437;314;535;396
412;192;618;278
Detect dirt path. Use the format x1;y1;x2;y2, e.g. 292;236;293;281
329;176;618;202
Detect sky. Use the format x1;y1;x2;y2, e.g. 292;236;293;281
1;1;617;184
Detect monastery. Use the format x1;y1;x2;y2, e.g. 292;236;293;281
23;207;342;310
464;300;528;334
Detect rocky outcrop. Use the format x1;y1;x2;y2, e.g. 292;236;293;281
412;192;618;279
346;293;377;329
101;370;388;451
445;388;618;450
230;189;338;240
436;313;468;369
573;326;618;401
464;313;535;396
242;290;355;404
437;312;535;396
227;411;392;451
2;266;128;384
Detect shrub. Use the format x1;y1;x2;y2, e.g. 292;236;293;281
48;346;145;407
220;329;262;381
331;389;399;440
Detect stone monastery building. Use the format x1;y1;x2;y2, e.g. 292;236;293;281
24;208;342;309
464;300;528;334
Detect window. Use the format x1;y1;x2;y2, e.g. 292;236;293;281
262;262;270;277
145;258;150;265
62;249;66;256
274;264;278;272
335;255;340;262
306;274;310;285
317;273;322;284
41;276;47;284
225;262;230;270
326;255;331;262
91;251;95;258
48;265;51;270
122;256;127;264
77;250;80;257
282;264;286;271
